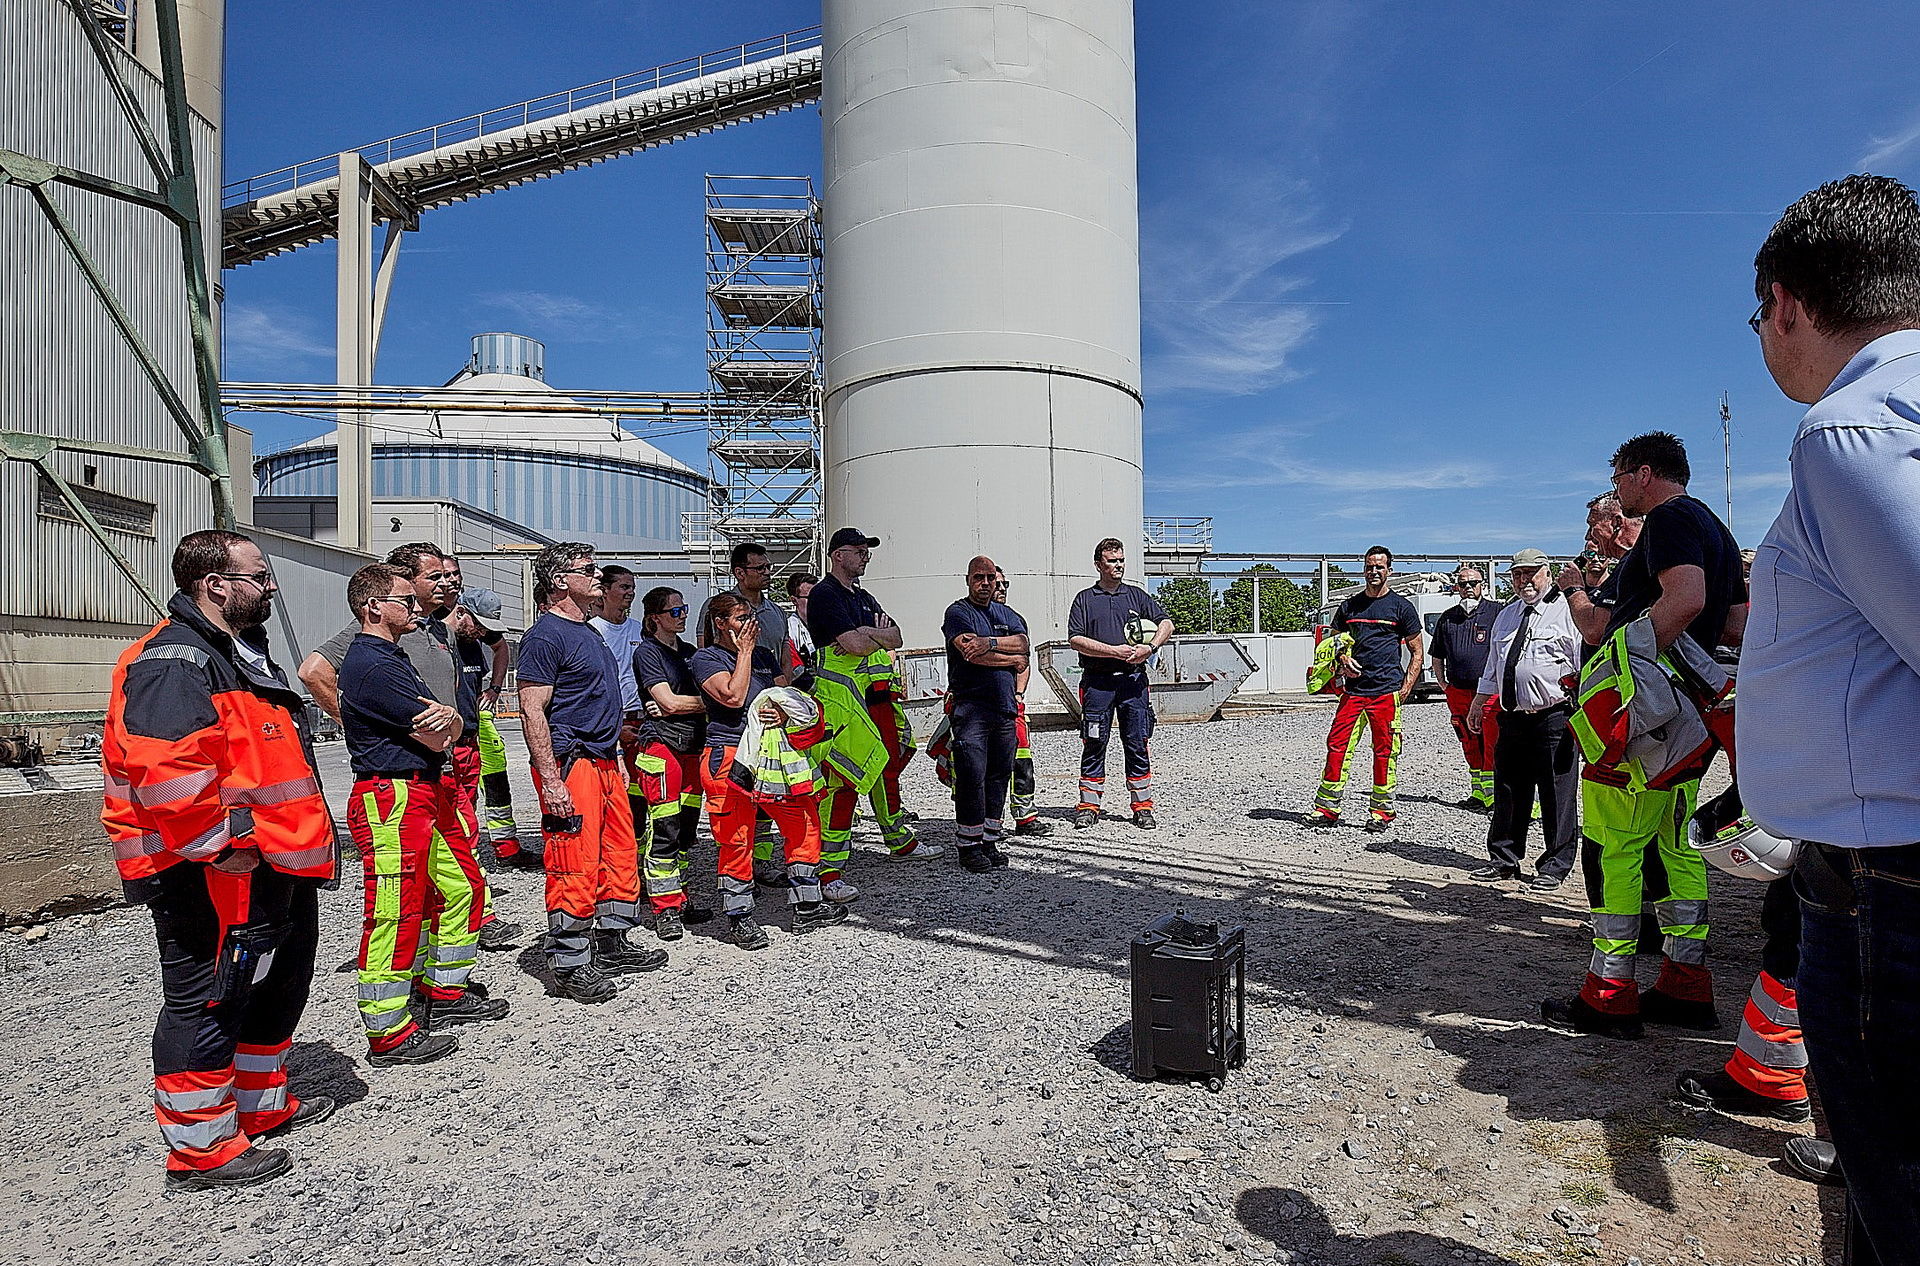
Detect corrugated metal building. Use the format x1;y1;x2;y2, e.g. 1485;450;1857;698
0;0;223;720
256;333;710;553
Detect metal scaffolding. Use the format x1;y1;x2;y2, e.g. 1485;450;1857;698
691;173;822;582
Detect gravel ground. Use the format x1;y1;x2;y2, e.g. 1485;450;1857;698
0;702;1839;1266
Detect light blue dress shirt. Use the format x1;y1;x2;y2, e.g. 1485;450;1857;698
1739;330;1920;846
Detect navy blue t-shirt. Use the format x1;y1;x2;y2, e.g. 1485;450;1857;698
339;633;445;779
1067;583;1168;675
806;574;889;651
516;611;623;762
690;644;780;748
1429;600;1503;690
1332;591;1422;697
1601;495;1746;650
942;599;1029;714
632;635;706;752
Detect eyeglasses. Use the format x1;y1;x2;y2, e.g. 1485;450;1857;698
371;595;420;611
215;570;275;587
736;563;772;574
1457;579;1484;588
558;565;597;578
664;605;689;618
1609;468;1637;486
1747;301;1768;336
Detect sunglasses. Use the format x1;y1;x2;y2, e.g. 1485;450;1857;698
663;605;689;618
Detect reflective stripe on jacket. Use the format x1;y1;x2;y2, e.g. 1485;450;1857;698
1570;616;1731;792
102;593;336;884
804;665;888;795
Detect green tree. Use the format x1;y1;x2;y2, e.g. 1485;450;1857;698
1217;564;1314;633
1154;576;1216;634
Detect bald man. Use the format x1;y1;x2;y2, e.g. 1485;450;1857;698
942;556;1031;874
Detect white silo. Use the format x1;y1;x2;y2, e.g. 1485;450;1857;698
821;0;1143;641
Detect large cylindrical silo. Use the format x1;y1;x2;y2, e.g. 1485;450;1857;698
821;1;1143;642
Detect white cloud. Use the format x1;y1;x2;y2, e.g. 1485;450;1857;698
1151;422;1495;494
1141;175;1345;395
477;290;647;344
1860;111;1920;170
223;303;332;365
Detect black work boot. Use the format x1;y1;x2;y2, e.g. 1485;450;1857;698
957;846;996;874
594;931;669;974
1014;818;1053;836
1540;996;1643;1041
368;1028;461;1067
1783;1137;1844;1186
164;1146;293;1191
1640;989;1720;1031
791;901;850;933
653;907;685;942
255;1094;338;1140
730;915;770;951
1674;1069;1810;1123
422;988;511;1029
554;961;624;1004
476;919;523;951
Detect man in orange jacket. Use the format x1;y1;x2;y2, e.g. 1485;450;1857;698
102;531;338;1190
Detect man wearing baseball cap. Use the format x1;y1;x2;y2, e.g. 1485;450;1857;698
805;528;941;901
1464;550;1581;889
450;589;533;870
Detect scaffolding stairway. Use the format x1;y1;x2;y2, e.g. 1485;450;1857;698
220;27;822;268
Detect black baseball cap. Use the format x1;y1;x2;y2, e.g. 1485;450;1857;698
829;527;880;551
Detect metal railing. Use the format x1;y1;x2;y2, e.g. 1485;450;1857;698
1143;517;1214;551
222;25;823;208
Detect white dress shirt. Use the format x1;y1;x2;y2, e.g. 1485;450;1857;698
1476;589;1580;711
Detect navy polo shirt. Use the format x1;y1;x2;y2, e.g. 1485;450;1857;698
1332;592;1421;697
690;644;781;748
1067;583;1168;675
1429;600;1503;690
339;632;445;779
806;574;889;651
942;599;1029;714
516;611;623;762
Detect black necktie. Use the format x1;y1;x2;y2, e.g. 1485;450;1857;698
1502;604;1534;711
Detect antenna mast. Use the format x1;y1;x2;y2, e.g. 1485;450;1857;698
1720;393;1733;525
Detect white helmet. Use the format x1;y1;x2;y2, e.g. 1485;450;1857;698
1688;787;1800;882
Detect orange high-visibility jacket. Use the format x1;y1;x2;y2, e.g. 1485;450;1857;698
102;593;336;885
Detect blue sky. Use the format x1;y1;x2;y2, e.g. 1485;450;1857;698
222;1;1920;558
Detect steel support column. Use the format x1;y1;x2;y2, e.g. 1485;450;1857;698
334;152;375;554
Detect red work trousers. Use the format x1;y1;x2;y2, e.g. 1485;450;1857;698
534;757;642;969
704;744;823;916
1319;691;1400;800
1443;684;1499;773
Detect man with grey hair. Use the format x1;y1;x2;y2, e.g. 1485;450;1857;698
1465;550;1581;888
518;542;667;1003
1427;563;1502;810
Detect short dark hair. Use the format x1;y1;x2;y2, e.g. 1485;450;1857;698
730;542;768;571
784;573;815;598
1364;546;1393;564
348;563;407;617
172;529;253;593
599;564;634;585
1755;174;1920;337
532;541;594;599
1611;431;1690;485
385;542;447;578
1093;537;1125;562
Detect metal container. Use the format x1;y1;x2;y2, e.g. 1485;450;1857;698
820;1;1143;644
1036;637;1257;724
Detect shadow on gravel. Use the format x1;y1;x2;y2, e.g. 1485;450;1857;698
1236;1187;1479;1265
844;814;1806;1224
286;1040;370;1107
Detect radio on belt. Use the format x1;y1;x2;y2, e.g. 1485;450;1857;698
1129;913;1246;1091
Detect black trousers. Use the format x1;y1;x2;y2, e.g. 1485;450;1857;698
149;861;321;1075
951;698;1018;833
1487;704;1579;880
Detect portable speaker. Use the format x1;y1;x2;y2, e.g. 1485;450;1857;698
1129;913;1246;1090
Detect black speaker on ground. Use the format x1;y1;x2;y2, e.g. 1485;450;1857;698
1129;913;1246;1090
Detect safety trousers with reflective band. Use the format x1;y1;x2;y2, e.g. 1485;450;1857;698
1443;684;1500;806
1577;777;1710;1016
348;777;473;1047
1080;671;1154;810
1011;702;1038;825
535;758;641;969
148;859;319;1171
475;710;522;849
444;742;496;928
625;742;667;848
637;743;702;912
1316;691;1401;819
1724;878;1806;1100
821;698;916;873
706;744;822;915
